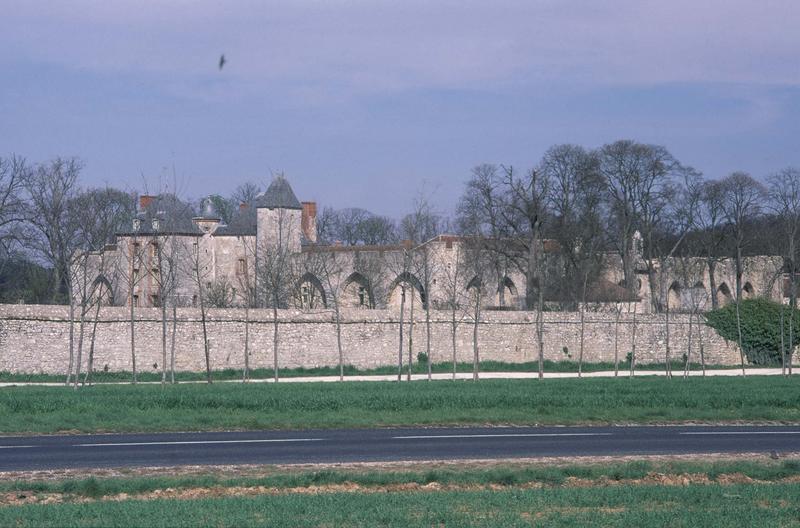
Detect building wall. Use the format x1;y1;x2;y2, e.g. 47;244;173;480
0;304;741;375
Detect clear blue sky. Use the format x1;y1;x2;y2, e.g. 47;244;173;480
2;1;799;217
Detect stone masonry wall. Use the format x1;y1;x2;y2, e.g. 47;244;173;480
0;304;740;375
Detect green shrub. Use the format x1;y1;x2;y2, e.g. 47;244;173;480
704;298;800;365
417;352;429;364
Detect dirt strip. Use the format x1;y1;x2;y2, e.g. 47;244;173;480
2;451;797;483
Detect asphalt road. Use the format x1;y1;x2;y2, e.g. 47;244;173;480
1;426;799;471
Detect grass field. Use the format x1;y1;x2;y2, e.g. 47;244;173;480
2;459;799;527
1;376;798;434
0;359;767;383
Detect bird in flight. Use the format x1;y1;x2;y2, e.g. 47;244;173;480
219;54;226;70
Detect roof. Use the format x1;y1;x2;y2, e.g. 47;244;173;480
255;176;302;210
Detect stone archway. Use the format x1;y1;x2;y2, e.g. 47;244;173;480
295;272;327;309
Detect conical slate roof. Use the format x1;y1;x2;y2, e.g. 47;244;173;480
255;176;302;210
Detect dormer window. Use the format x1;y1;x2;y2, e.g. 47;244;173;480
132;218;141;232
151;218;160;231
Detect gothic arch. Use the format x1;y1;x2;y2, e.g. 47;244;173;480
295;272;327;309
718;282;733;305
743;282;755;298
92;275;115;306
667;281;682;311
498;276;518;307
343;272;375;308
389;272;427;309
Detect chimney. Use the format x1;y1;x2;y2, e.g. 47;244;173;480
139;195;155;211
301;201;317;243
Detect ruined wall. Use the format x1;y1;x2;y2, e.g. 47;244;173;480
0;304;741;375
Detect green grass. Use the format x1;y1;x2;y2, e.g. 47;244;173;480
3;459;799;498
1;376;799;434
0;360;772;384
2;483;799;527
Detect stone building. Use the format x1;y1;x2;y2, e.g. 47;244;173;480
77;176;785;314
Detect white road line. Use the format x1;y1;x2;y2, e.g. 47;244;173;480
0;445;34;449
680;431;800;435
74;438;323;447
393;433;613;440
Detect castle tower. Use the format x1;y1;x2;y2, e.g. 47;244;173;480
255;175;303;254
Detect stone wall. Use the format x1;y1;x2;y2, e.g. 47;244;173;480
0;304;741;375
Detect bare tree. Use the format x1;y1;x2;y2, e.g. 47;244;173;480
769;167;800;375
402;195;443;380
541;144;606;376
183;232;214;383
301;247;349;380
438;235;469;379
256;206;298;382
0;156;29;269
234;236;257;382
23;158;82;383
720;172;766;375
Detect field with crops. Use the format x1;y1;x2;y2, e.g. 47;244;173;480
2;458;799;527
1;376;798;434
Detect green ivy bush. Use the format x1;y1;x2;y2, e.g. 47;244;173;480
704;298;800;365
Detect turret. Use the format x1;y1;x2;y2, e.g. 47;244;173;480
255;175;303;254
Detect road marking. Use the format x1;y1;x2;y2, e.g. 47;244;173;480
0;445;34;449
393;433;613;440
74;438;323;447
680;431;800;435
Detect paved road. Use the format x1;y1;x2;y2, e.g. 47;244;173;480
1;426;799;471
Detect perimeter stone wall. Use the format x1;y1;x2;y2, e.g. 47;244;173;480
0;304;740;374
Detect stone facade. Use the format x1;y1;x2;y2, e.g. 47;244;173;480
0;304;741;375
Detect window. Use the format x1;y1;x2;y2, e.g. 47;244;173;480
301;284;310;308
132;268;140;282
150;242;159;258
132;295;139;307
150;294;160;307
358;286;367;307
236;258;246;276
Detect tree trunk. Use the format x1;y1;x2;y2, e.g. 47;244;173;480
200;298;211;384
665;303;672;378
272;304;279;382
472;289;481;381
84;297;102;386
335;302;344;382
708;260;719;310
129;287;137;384
425;302;432;381
161;297;167;385
683;309;694;379
578;302;585;378
536;279;544;380
73;303;87;390
407;288;415;381
735;300;746;376
698;318;706;377
397;285;405;382
243;303;250;382
170;302;177;384
67;292;75;386
629;303;638;378
451;307;458;381
613;306;621;377
780;302;786;376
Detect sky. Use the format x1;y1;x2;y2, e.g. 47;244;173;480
2;1;799;218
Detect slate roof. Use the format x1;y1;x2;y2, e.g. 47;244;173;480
254;176;302;210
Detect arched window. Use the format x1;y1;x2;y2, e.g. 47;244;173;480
295;273;327;309
389;272;426;309
343;272;375;309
